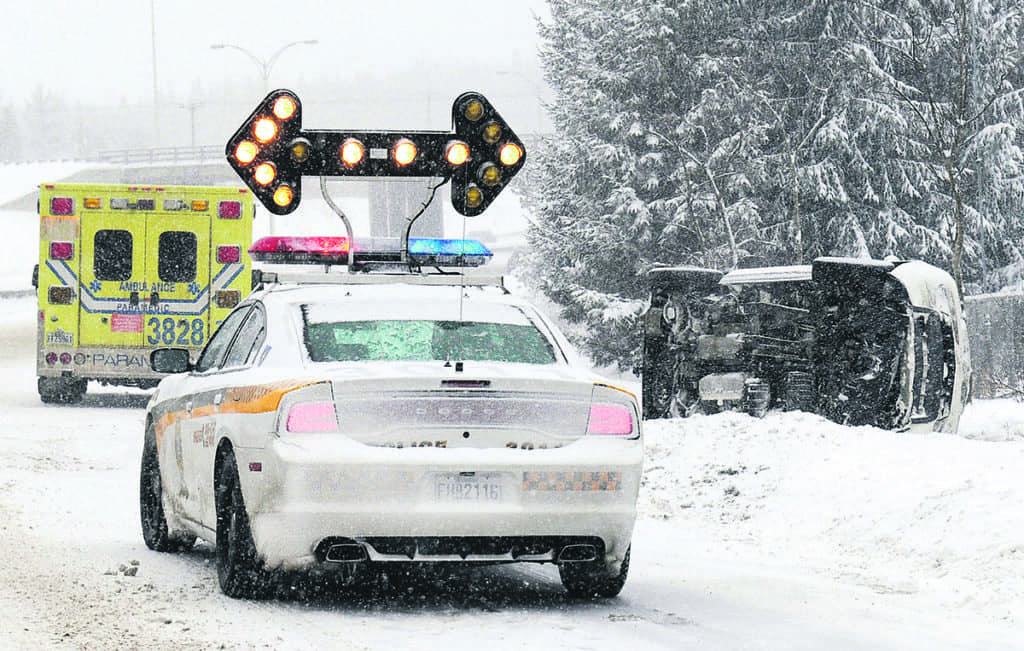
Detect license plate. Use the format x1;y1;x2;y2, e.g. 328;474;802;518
434;473;504;503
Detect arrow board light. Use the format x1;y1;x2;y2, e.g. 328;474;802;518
225;89;527;216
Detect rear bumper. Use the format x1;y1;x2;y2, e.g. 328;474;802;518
37;345;187;381
235;435;642;571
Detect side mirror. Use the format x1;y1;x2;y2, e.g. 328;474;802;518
150;348;192;374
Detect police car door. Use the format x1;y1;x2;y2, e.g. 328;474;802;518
144;211;212;353
79;210;148;349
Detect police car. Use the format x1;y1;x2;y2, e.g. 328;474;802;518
140;236;642;599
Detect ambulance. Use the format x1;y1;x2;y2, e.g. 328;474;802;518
33;183;255;403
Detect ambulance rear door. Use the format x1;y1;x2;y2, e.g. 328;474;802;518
79;210;149;347
143;211;212;351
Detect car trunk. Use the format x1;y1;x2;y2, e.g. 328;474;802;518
321;362;597;449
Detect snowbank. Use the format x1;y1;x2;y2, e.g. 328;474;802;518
641;408;1024;627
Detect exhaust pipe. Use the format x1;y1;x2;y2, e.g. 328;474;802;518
557;544;598;563
324;543;368;563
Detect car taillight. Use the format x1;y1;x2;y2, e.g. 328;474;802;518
286;401;338;432
586;404;634;436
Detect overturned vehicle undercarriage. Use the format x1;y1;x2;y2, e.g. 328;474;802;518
641;257;971;433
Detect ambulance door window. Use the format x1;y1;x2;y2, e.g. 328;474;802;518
158;231;198;282
94;230;133;280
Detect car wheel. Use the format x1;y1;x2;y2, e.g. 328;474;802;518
139;433;195;552
215;449;270;599
780;371;815;412
742;380;771;418
559;545;630;598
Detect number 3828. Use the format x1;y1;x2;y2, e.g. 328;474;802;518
146;317;205;346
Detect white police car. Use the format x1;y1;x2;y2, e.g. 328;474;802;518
140;236;642;599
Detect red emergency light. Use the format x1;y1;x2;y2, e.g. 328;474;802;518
248;236;492;268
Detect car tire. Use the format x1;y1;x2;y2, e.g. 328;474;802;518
780;371;815;412
139;433;195;552
559;545;630;598
215;448;270;599
743;380;771;418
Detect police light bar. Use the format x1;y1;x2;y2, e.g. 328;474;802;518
249;236;492;267
407;238;493;267
225;89;526;217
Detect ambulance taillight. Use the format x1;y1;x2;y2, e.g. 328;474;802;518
218;201;242;219
49;242;73;260
50;197;74;216
215;290;241;308
217;246;241;264
48;286;74;304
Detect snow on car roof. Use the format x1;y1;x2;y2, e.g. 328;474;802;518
260;281;539;325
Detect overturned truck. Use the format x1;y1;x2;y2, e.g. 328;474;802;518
642;258;971;432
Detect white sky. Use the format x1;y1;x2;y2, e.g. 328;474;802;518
1;0;550;106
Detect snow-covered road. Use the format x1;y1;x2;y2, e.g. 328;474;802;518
1;295;1021;650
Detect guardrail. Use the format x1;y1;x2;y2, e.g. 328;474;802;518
96;145;224;165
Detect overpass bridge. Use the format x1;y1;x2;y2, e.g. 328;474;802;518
0;146;528;273
1;146;241;213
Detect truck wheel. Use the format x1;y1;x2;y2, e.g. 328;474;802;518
559;546;630;598
140;434;195;552
215;449;270;599
38;377;86;404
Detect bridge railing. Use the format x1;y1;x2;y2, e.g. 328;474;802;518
96;146;224;165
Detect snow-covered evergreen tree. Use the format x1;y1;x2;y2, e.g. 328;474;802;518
524;0;1024;370
841;0;1024;295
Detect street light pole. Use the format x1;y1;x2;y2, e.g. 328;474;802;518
210;40;319;94
211;40;318;235
150;0;160;145
175;102;202;147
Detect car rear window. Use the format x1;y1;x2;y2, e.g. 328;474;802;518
303;314;558;365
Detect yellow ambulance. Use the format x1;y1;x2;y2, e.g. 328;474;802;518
33;183;254;403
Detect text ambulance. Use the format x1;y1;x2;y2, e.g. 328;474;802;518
34;183;254;403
